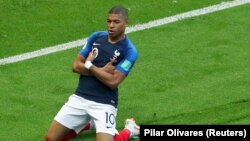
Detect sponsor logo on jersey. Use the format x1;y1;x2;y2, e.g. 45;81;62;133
106;126;112;129
93;42;101;46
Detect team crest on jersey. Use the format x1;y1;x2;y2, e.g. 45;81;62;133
112;49;120;62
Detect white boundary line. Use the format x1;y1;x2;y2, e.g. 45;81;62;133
1;0;249;66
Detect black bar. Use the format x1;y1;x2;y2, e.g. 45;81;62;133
140;125;250;141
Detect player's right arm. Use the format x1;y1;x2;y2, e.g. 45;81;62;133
72;31;111;75
72;54;90;75
72;32;94;75
72;54;115;75
72;35;92;75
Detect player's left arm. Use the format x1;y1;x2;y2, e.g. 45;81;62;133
85;51;126;89
85;46;137;89
91;65;126;89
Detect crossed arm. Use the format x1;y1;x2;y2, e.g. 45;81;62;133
72;52;126;89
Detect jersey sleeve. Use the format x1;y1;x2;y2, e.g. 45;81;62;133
116;40;138;76
79;31;108;58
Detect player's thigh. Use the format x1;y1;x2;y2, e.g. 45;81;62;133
96;132;114;141
46;120;71;140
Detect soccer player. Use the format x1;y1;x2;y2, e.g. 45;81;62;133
45;5;139;141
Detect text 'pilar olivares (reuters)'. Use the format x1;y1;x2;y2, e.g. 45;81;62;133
140;125;250;141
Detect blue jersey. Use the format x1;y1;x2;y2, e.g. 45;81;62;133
74;31;138;107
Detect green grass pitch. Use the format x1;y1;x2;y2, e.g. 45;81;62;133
0;0;249;140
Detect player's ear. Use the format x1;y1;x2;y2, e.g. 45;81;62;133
124;20;128;27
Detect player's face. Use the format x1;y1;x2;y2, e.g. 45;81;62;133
107;14;128;42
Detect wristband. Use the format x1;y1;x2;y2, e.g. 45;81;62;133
84;61;93;70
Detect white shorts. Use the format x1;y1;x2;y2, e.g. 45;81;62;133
54;94;118;135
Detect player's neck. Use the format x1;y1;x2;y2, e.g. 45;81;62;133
108;34;125;44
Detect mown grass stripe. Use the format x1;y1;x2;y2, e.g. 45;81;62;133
0;0;249;66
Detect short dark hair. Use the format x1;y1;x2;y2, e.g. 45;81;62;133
108;6;128;20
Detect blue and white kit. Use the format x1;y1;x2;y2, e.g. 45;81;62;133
54;31;138;135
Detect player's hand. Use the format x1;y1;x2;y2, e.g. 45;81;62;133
86;50;97;62
102;58;116;74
